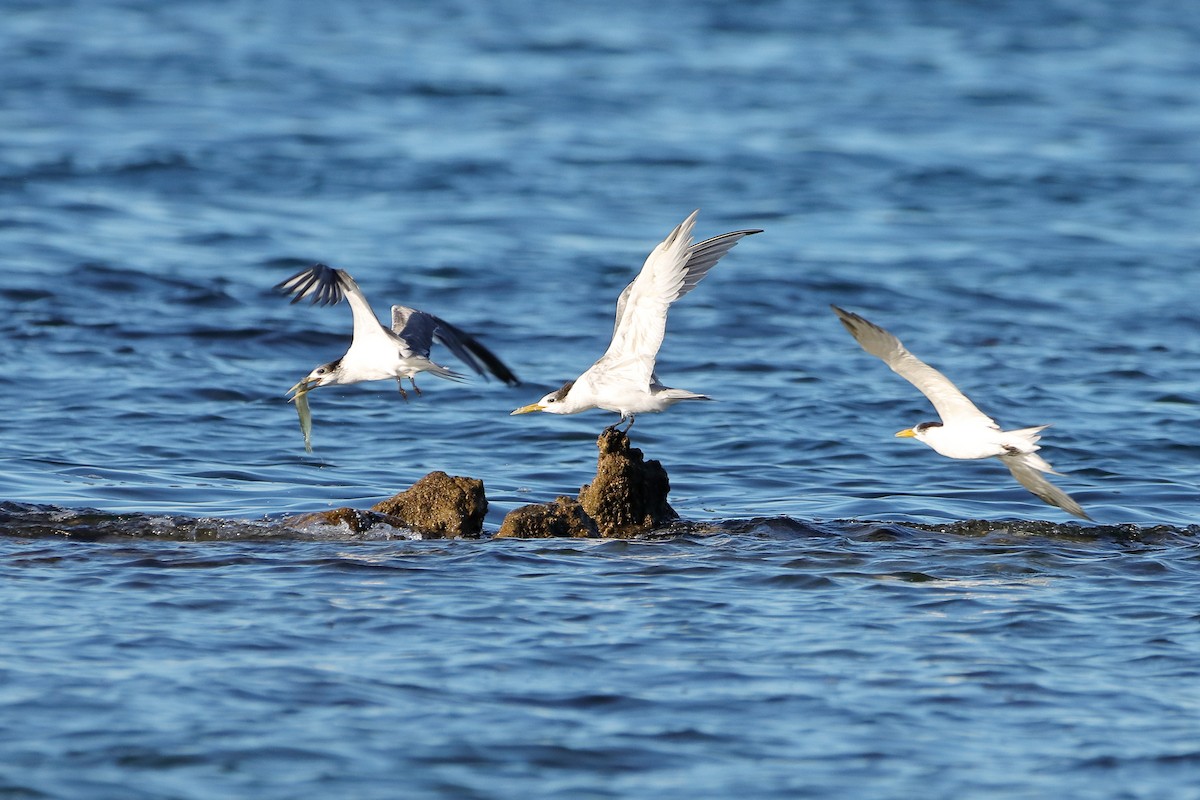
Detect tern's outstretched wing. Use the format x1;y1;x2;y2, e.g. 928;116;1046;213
388;305;437;359
275;263;388;347
831;305;996;427
1000;453;1090;520
391;306;520;386
594;210;760;386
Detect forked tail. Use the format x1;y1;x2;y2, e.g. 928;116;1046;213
417;358;467;383
1005;425;1058;474
1008;424;1049;445
656;388;711;403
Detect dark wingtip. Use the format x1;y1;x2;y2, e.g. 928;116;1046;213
487;359;521;387
275;263;344;307
830;304;859;332
463;338;521;386
433;316;522;386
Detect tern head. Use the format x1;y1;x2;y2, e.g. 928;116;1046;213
896;421;942;442
511;381;576;416
289;359;343;396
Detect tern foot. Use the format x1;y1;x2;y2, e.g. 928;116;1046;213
603;416;636;435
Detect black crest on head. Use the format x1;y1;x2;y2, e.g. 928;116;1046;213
914;421;943;433
552;381;575;401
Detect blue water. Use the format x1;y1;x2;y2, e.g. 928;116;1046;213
2;1;1199;797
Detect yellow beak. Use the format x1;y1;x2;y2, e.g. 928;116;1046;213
287;377;314;400
510;403;544;416
895;428;916;438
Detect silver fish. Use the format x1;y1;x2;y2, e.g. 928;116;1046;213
288;377;314;453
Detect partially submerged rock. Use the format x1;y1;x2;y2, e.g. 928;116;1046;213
498;429;677;539
496;496;598;539
284;506;399;535
578;428;677;537
372;470;488;538
286;471;487;538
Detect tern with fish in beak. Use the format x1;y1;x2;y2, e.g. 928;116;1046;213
277;262;520;450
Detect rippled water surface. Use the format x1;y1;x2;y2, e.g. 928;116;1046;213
2;0;1199;797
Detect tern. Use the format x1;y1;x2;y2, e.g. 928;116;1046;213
832;305;1090;520
511;210;760;430
277;263;520;399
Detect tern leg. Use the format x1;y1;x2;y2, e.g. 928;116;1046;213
411;377;422;397
396;379;409;402
623;414;636;432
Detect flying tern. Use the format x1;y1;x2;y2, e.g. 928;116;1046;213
511;210;761;430
832;305;1090;520
277;262;520;399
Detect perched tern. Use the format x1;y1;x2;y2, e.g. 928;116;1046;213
832;305;1090;520
511;210;760;429
277;263;520;398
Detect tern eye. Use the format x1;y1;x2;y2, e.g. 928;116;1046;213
316;368;327;375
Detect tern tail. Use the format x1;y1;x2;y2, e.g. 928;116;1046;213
416;359;467;383
1008;425;1050;446
1003;425;1059;473
655;388;711;402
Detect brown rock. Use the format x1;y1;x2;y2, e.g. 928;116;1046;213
578;428;677;538
371;470;488;538
496;430;679;539
496;496;599;539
